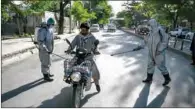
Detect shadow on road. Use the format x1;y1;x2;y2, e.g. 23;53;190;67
38;86;72;108
133;84;151;108
147;86;170;108
1;78;46;103
102;33;127;37
38;87;99;108
81;92;99;107
133;85;170;108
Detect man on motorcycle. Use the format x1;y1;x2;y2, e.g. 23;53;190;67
65;22;101;92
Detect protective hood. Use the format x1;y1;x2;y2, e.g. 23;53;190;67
148;19;159;32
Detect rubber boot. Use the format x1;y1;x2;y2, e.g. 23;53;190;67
191;63;195;65
162;74;171;86
43;74;53;82
49;74;54;77
142;73;153;83
96;84;101;92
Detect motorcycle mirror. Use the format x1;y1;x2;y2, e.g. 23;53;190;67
65;38;72;50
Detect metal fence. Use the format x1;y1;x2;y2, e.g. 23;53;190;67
168;36;192;55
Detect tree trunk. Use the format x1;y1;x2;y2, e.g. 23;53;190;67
173;14;178;29
16;16;21;35
58;0;64;34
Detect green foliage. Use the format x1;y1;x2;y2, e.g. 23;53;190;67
134;1;156;18
139;0;195;28
1;5;11;23
116;10;126;27
1;0;57;23
25;0;58;13
121;0;192;28
116;10;133;28
124;13;132;28
95;1;112;24
71;0;96;23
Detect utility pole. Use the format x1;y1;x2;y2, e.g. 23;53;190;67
89;0;91;26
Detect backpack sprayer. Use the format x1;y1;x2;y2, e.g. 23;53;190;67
30;26;66;59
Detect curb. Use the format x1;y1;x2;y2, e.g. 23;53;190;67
168;47;192;59
121;28;192;58
2;48;39;67
2;32;78;67
2;46;36;60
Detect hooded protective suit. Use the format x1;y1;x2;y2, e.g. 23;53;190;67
38;25;54;75
145;19;169;74
67;33;100;85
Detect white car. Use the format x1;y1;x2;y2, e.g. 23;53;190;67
185;31;194;40
169;28;190;39
107;24;116;32
169;28;181;36
90;24;100;32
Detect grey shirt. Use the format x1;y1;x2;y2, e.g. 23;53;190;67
69;33;97;54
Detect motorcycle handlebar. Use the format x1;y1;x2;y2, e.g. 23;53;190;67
64;51;76;54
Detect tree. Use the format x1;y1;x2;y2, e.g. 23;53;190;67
71;0;96;24
1;0;59;35
123;0;195;29
180;0;195;29
95;0;112;24
58;0;70;34
141;0;189;28
1;0;35;35
116;10;126;27
134;1;156;19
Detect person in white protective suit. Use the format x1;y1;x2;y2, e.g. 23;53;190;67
141;19;171;86
37;18;55;82
65;23;101;92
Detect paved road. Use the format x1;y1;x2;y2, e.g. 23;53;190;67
2;30;195;107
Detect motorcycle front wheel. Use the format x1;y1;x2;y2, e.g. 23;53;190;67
72;84;82;108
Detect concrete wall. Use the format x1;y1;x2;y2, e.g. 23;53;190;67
1;11;75;36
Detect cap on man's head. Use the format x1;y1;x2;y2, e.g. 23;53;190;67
47;18;55;25
80;22;90;29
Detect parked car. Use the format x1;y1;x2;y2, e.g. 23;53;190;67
185;31;194;40
169;28;190;39
90;24;100;32
107;24;116;32
169;28;180;37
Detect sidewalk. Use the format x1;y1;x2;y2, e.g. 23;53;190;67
2;29;79;66
121;27;192;58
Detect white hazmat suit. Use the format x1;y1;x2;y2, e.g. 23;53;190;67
38;25;54;79
142;19;171;86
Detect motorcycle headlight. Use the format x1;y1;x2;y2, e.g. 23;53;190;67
71;72;81;82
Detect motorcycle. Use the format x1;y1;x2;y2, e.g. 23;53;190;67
63;39;99;108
